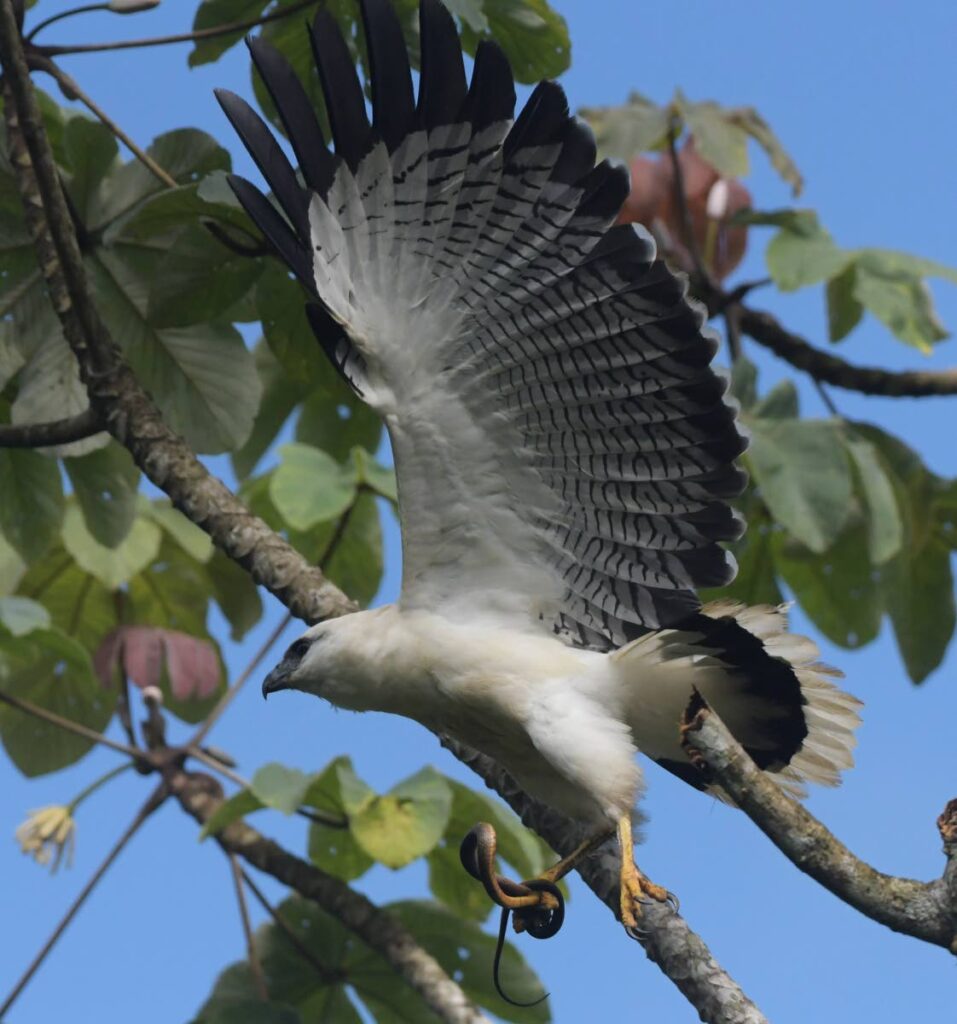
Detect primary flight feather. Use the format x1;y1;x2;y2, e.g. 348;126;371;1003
221;0;862;926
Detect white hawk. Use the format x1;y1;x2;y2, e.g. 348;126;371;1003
219;0;862;931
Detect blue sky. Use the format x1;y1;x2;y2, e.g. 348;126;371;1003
3;1;957;1022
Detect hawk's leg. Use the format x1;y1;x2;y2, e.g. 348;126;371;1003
617;814;677;931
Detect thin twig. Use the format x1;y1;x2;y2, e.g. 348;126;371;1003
189;613;293;747
229;853;269;1000
25;2;111;42
239;866;343;984
0;783;166;1018
0;687;146;763
35;0;321;57
0;408;102;448
32;55;176;188
723;304;742;363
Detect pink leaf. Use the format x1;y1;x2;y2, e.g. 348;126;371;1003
161;631;220;700
121;626;165;690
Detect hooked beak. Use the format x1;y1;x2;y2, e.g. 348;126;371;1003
261;664;292;700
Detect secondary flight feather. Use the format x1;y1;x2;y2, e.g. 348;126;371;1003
220;0;861;936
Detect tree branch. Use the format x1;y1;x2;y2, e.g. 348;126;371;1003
443;738;770;1024
0;407;102;447
169;768;493;1024
0;2;356;625
35;0;321;57
680;694;957;952
722;296;957;398
0;782;165;1018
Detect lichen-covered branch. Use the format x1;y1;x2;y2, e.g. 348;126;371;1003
681;694;957;951
443;738;769;1024
0;0;354;625
168;768;492;1024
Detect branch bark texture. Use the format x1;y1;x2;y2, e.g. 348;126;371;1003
169;768;492;1024
681;696;957;951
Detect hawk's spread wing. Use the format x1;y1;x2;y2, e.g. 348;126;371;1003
220;0;747;648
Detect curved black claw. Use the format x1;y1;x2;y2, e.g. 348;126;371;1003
636;888;681;913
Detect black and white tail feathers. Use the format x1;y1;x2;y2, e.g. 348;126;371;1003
616;601;862;800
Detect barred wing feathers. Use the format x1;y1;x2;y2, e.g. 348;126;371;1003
220;0;746;648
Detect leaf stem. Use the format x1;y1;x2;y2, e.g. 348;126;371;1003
229;852;269;1000
239;865;344;984
35;0;322;57
0;783;165;1019
67;761;133;812
32;54;177;188
0;408;102;448
25;3;112;42
0;687;145;762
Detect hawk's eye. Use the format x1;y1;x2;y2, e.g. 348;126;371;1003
287;638;311;661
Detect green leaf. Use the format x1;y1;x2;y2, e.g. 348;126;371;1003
113;177;254;243
257;264;327;388
350;767;453;869
64;443;140;549
0;596;50;637
188;0;268;66
199;788;264;841
765;224;849;292
844;434;903;564
144;500;214;563
10;330;104;458
826;262;864;342
351;447;397;503
674;93;749;179
202;1001;302;1024
270;444;358;531
772;525;881;650
91;246;260;452
88;128;230;230
729;355;758;411
854;247;957;286
251;762;313;815
579;92;671;159
882;534;955;683
459;0;570;82
724;105;802;196
232;341;308;480
147;224;264;329
390;901;550;1023
61;505;162;590
305;758;373;881
295;385;382;464
752;379;798;420
747;418;852;553
731;208;821;234
852;262;947;352
0;447;64;563
63;116;119;221
0;628;115;776
0;534;26;597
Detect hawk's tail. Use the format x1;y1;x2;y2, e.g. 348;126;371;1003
614;600;862;801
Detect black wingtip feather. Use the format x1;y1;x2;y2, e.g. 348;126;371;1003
417;0;467;128
360;0;415;151
245;35;338;196
461;39;515;130
310;9;372;168
503;80;568;161
216;92;309;241
551;115;598;186
225;173;312;287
